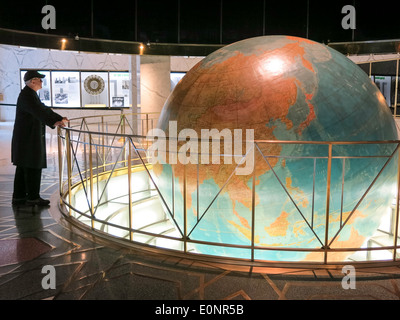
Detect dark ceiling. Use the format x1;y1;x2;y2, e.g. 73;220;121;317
0;0;398;46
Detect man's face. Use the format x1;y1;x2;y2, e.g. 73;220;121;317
28;78;43;91
30;77;43;91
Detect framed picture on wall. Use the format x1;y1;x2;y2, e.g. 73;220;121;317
51;71;80;108
110;72;130;108
81;71;109;107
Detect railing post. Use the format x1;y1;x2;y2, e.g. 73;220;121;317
65;129;72;217
128;138;133;241
251;155;256;261
101;116;105;168
57;126;63;205
324;143;333;264
183;163;187;253
393;143;400;260
89;133;95;230
146;113;149;150
122;114;126;166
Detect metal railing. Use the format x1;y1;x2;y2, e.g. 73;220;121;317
57;113;400;266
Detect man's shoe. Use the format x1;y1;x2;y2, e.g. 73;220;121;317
26;197;50;206
12;198;26;206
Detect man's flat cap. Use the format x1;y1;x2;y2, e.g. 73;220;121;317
24;70;45;82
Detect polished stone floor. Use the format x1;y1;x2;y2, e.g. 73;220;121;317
1;122;400;303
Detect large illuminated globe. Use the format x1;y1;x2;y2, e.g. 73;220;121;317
152;35;398;262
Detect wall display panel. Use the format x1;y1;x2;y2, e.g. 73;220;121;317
20;69;129;108
81;72;109;108
109;72;130;107
51;71;81;108
20;70;51;105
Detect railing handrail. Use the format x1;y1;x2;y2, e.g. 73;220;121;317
61;125;400;145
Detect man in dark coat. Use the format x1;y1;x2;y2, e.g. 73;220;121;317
11;70;68;206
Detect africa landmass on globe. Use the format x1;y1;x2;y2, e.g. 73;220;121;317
151;35;398;262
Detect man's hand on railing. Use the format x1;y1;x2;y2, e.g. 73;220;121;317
54;117;69;128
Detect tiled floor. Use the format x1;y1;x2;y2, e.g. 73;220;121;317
1;122;400;302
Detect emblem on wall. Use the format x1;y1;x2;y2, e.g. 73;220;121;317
84;75;105;95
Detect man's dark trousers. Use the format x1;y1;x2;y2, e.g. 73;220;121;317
13;166;42;201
